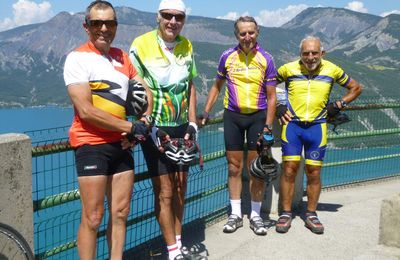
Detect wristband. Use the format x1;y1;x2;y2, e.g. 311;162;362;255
264;124;273;132
189;121;198;132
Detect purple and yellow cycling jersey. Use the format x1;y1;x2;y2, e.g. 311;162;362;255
216;43;277;114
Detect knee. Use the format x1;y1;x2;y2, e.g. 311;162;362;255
175;181;187;195
306;173;321;185
84;210;104;231
157;188;174;206
228;162;242;177
112;203;131;221
282;166;298;182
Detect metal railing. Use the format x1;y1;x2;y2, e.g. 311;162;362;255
27;99;400;259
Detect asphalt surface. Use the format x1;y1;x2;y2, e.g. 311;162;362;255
186;177;400;260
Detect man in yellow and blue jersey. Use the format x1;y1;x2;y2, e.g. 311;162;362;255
275;36;362;234
202;16;277;236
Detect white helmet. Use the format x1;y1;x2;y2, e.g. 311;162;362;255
164;138;198;165
126;79;148;116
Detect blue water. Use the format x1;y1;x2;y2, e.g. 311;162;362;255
0;106;73;134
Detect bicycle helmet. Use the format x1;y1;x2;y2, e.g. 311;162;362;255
126;79;148;116
164;138;198;165
249;150;279;183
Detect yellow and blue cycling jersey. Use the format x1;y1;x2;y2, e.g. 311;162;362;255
277;59;350;123
277;59;350;165
216;43;277;114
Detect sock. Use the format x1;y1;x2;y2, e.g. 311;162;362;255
167;243;180;260
176;235;182;250
250;201;262;219
230;199;242;217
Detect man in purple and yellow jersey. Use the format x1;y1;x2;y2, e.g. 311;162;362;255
202;16;277;236
275;36;362;234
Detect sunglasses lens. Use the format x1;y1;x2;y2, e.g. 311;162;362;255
160;12;185;22
88;20;118;28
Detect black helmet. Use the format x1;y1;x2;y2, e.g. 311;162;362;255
126;79;148;116
327;112;351;133
164;138;198;165
249;153;279;183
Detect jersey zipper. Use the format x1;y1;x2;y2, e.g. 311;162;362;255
305;75;312;121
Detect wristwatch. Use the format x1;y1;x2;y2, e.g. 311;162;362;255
340;100;348;109
264;124;273;132
141;115;154;125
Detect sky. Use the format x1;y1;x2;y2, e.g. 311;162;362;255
0;0;399;32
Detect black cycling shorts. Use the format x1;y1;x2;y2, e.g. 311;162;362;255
141;123;189;177
75;142;134;177
223;109;266;151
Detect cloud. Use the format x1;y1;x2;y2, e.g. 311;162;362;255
0;0;53;32
380;10;400;17
345;1;368;13
256;4;308;27
217;11;250;21
217;5;307;27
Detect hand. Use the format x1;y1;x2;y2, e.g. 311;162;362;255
184;122;198;140
120;133;134;149
126;120;150;142
256;131;274;155
199;111;210;126
326;101;341;118
150;126;170;152
276;104;292;125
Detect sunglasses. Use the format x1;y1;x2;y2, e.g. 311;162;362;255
87;19;118;28
159;12;185;22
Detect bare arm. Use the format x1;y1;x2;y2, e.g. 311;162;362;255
264;85;277;131
341;78;363;106
201;78;225;125
188;80;197;123
67;83;132;133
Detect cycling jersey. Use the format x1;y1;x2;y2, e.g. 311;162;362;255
129;30;197;127
216;43;277;114
277;59;350;123
64;41;137;147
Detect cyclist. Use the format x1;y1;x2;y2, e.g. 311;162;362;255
63;1;152;259
201;16;277;236
275;36;362;234
129;0;198;259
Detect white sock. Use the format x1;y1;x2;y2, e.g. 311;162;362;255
230;199;242;217
176;235;182;250
250;201;262;219
167;243;180;260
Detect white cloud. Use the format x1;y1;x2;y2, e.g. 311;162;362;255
217;11;250;21
345;1;368;13
256;4;308;27
0;0;53;32
380;10;400;17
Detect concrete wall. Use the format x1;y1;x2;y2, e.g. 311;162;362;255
379;193;400;248
0;134;33;251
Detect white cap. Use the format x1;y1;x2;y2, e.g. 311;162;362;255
158;0;186;14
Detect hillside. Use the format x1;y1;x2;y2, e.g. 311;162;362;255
0;7;399;110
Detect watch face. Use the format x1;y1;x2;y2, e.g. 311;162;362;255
145;115;154;125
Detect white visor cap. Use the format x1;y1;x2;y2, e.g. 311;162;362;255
158;0;186;14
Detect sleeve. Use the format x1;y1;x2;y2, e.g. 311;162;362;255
264;55;278;87
334;64;350;87
129;42;145;78
63;52;89;86
216;52;227;80
276;65;287;83
188;52;198;80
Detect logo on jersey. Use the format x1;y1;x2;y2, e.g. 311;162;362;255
310;151;320;160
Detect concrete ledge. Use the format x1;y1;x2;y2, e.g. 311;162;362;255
0;133;33;250
379;193;400;248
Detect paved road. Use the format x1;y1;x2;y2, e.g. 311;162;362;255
191;178;400;260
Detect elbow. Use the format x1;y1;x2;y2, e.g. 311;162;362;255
77;106;94;121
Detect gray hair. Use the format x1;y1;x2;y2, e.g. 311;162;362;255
85;0;117;24
234;16;259;37
299;36;324;52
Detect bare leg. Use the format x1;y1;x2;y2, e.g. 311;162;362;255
226;151;244;200
173;172;188;239
77;175;107;260
152;174;177;246
305;165;322;212
279;161;301;212
106;170;134;260
248;150;264;202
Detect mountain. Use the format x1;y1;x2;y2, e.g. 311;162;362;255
0;7;399;109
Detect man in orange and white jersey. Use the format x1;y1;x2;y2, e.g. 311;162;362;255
63;1;152;259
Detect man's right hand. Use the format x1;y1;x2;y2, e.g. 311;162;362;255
199;111;210;126
276;104;292;125
126;121;149;142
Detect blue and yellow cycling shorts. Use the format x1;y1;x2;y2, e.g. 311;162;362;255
281;121;327;166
